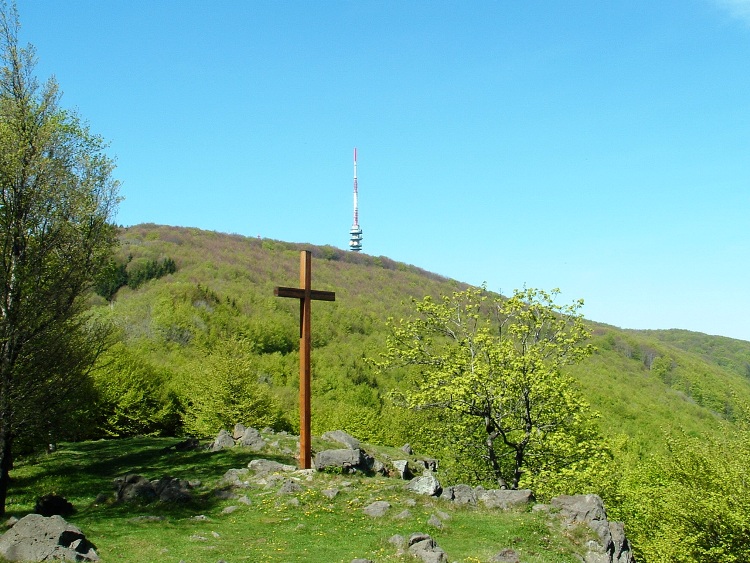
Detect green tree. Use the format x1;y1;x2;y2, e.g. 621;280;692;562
178;337;287;437
0;5;119;513
380;286;599;490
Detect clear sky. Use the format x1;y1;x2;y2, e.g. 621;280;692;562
15;1;750;341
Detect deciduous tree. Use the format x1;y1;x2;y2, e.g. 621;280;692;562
0;4;119;513
380;286;599;490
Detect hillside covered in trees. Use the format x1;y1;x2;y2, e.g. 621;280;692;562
82;223;750;561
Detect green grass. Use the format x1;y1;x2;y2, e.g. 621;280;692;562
5;437;591;563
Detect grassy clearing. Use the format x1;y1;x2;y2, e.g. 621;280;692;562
5;437;591;562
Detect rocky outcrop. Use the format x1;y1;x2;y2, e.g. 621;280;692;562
314;448;365;472
114;474;194;503
0;514;99;562
321;430;360;450
477;487;535;509
407;533;449;563
440;484;477;505
210;425;267;452
548;494;635;563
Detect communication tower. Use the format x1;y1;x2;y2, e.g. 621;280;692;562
349;147;363;252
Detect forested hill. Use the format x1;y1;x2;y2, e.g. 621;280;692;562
87;223;750;561
92;223;750;449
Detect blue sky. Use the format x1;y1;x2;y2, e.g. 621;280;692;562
16;1;750;341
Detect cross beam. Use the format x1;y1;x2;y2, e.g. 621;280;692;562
274;250;335;469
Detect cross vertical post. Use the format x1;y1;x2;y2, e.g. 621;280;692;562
274;250;335;469
299;251;312;469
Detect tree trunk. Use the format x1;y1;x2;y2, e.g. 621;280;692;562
0;423;12;515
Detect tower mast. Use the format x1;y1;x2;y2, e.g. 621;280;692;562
349;147;363;251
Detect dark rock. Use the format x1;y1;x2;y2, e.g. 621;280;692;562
322;430;360;450
152;476;192;503
0;514;99;562
421;458;439;471
401;443;414;455
35;494;74;517
115;474;157;503
408;533;432;546
171;438;200;451
115;475;192;504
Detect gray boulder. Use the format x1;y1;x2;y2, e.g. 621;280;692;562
247;459;296;475
477;488;534;509
232;423;247;440
406;473;442;496
392;460;412;480
551;494;634;563
321;430;360;450
211;429;236;451
407;533;448;563
238;427;266;451
221;468;251;488
151;477;193;503
363;500;390;517
114;474;157;503
314;448;365;472
440;484;477;505
277;479;303;495
0;514;99;562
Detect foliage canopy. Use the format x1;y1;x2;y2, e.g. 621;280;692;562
0;3;119;513
380;286;602;491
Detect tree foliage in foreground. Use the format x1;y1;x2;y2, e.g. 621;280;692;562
380;286;604;491
619;424;750;562
0;4;118;513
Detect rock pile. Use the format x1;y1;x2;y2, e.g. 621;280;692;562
114;474;197;504
547;494;634;563
210;423;267;452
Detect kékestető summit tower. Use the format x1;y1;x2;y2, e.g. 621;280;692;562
349;147;363;252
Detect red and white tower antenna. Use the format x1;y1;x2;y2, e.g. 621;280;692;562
349;147;363;251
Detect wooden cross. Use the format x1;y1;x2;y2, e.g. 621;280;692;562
274;250;335;469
